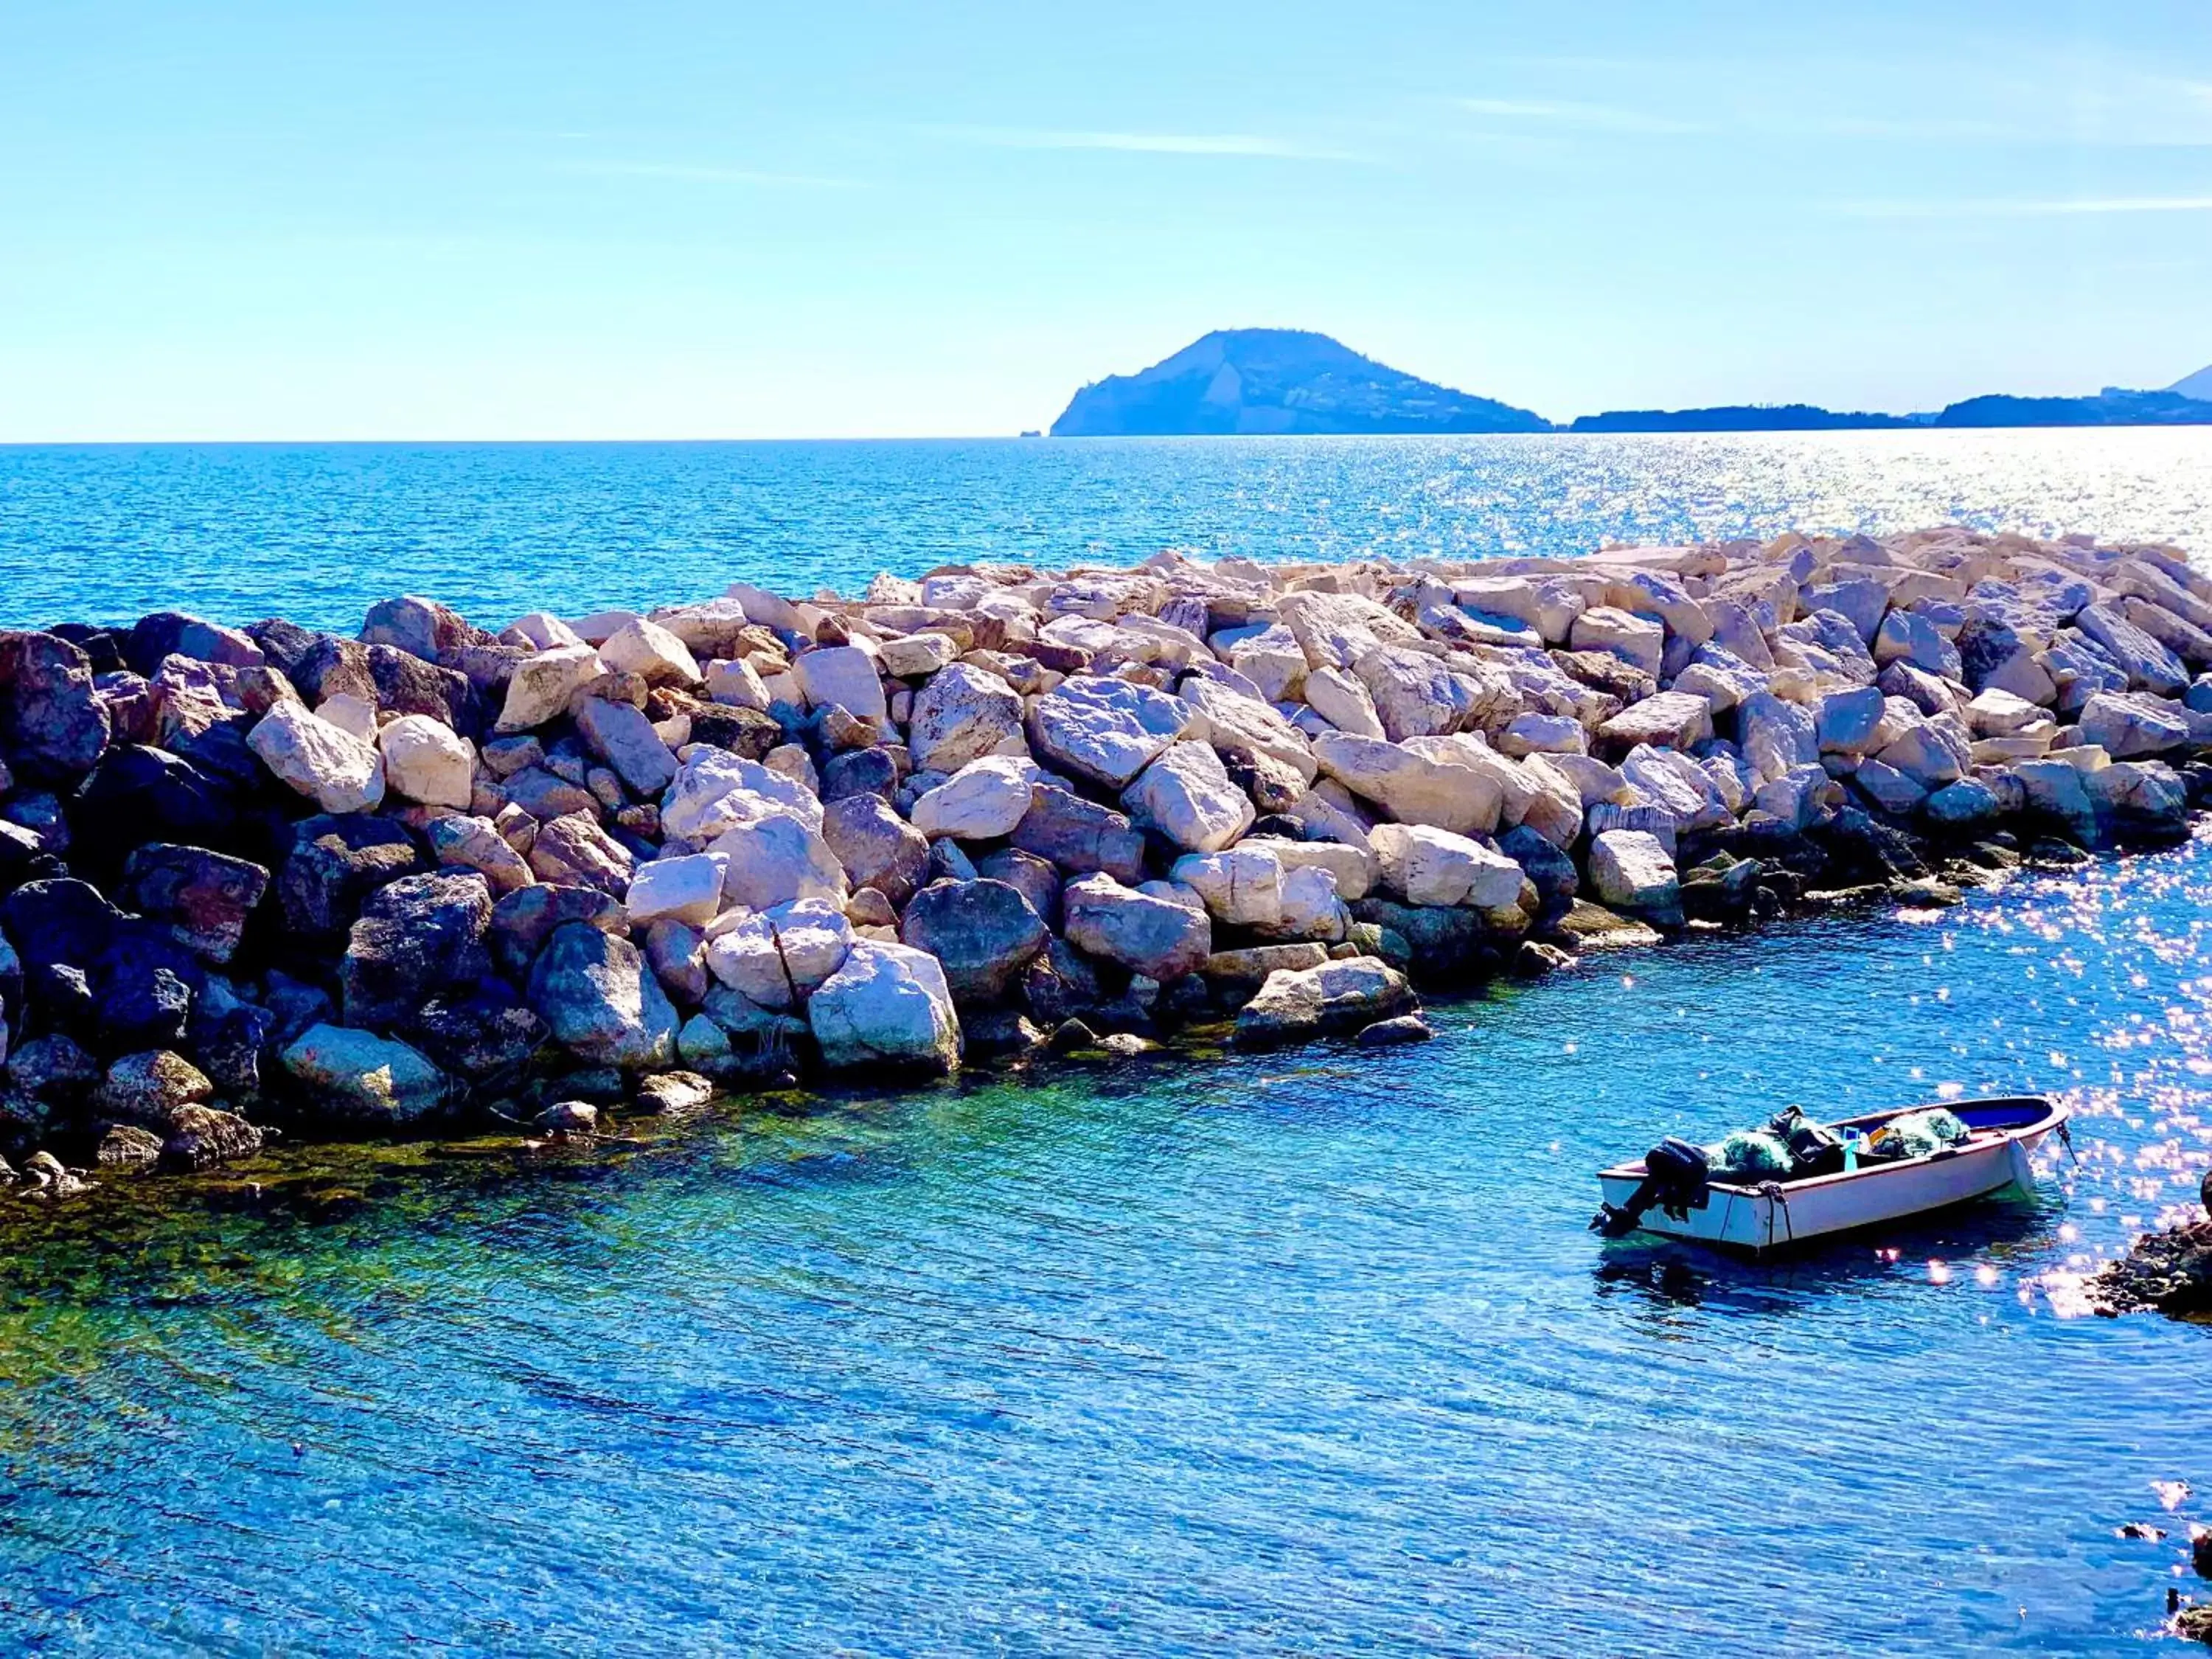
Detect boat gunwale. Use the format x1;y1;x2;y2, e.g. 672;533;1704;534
1596;1095;2066;1194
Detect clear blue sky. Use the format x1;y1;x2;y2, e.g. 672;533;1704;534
3;1;2208;439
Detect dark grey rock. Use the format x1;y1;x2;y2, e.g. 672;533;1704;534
339;871;493;1030
278;815;422;943
898;878;1049;1004
1009;785;1147;884
821;793;928;907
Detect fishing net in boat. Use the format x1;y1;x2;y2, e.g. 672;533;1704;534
1705;1128;1793;1179
1865;1107;1968;1161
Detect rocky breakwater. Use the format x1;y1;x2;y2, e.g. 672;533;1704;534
3;526;2212;1197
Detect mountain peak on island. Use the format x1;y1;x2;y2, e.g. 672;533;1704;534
2171;364;2212;402
1049;328;1548;437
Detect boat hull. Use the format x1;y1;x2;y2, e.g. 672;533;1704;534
1596;1097;2062;1253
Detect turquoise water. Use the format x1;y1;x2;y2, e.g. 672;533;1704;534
7;841;2212;1654
4;429;2212;630
2;434;2212;1653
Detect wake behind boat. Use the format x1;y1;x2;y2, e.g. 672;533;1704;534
1593;1096;2070;1254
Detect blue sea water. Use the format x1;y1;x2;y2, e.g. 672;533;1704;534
1;433;2211;1655
4;428;2212;630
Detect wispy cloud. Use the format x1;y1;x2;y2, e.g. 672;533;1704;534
933;125;1366;161
566;161;863;189
1840;194;2212;218
1458;97;1705;135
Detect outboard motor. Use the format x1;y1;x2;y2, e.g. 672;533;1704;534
1592;1137;1712;1238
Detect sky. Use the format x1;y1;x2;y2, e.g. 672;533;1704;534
1;1;2209;440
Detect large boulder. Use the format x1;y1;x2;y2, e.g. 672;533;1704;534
821;793;929;906
1352;646;1489;742
1062;873;1211;979
806;940;961;1074
339;871;493;1030
425;813;535;896
710;813;848;911
1026;677;1194;788
69;745;239;874
378;714;474;807
2013;758;2100;844
91;1048;214;1130
1569;607;1665;676
911;755;1041;841
659;748;822;842
526;922;681;1069
598;617;701;686
793;644;887;720
2076;603;2187;696
2078;692;2191;759
1738;691;1820;784
1310;733;1499;835
908;661;1024;773
1176;678;1315;784
1121;741;1255;854
278;815;424;943
705;897;856;1010
527;812;636;894
496;644;602;731
248;700;386;813
574;696;678;796
0;631;110;779
158;1104;265;1170
120;844;269;964
898;878;1050;1004
1596;691;1714;756
1873;608;1962;680
625;852;726;929
1169;846;1284;927
406;981;548;1080
1233;956;1416;1047
1369;824;1525;908
1009;785;1147;884
488;881;625;978
280;1023;450;1124
1815;686;1888;756
1587;830;1683;926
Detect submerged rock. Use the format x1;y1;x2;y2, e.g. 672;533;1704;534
280;1023;450;1124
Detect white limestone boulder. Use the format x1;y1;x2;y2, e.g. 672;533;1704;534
911;754;1044;841
1369;823;1525;908
626;852;728;929
793;644;887;720
1123;742;1256;854
706;898;856;1010
378;713;474;808
807;940;962;1074
709;813;849;911
599;617;702;686
1587;830;1683;926
1169;846;1285;926
248;701;386;814
908;661;1027;773
498;644;603;732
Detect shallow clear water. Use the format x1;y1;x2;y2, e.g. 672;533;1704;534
2;434;2211;1654
4;428;2212;631
3;843;2210;1653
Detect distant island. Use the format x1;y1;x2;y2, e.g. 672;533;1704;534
1050;332;2212;436
1048;328;1549;437
1569;403;1917;434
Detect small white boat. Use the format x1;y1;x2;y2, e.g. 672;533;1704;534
1594;1096;2069;1253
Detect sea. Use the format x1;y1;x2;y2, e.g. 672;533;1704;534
1;431;2211;1655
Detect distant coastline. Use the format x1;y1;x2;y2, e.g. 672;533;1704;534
1051;330;2212;437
